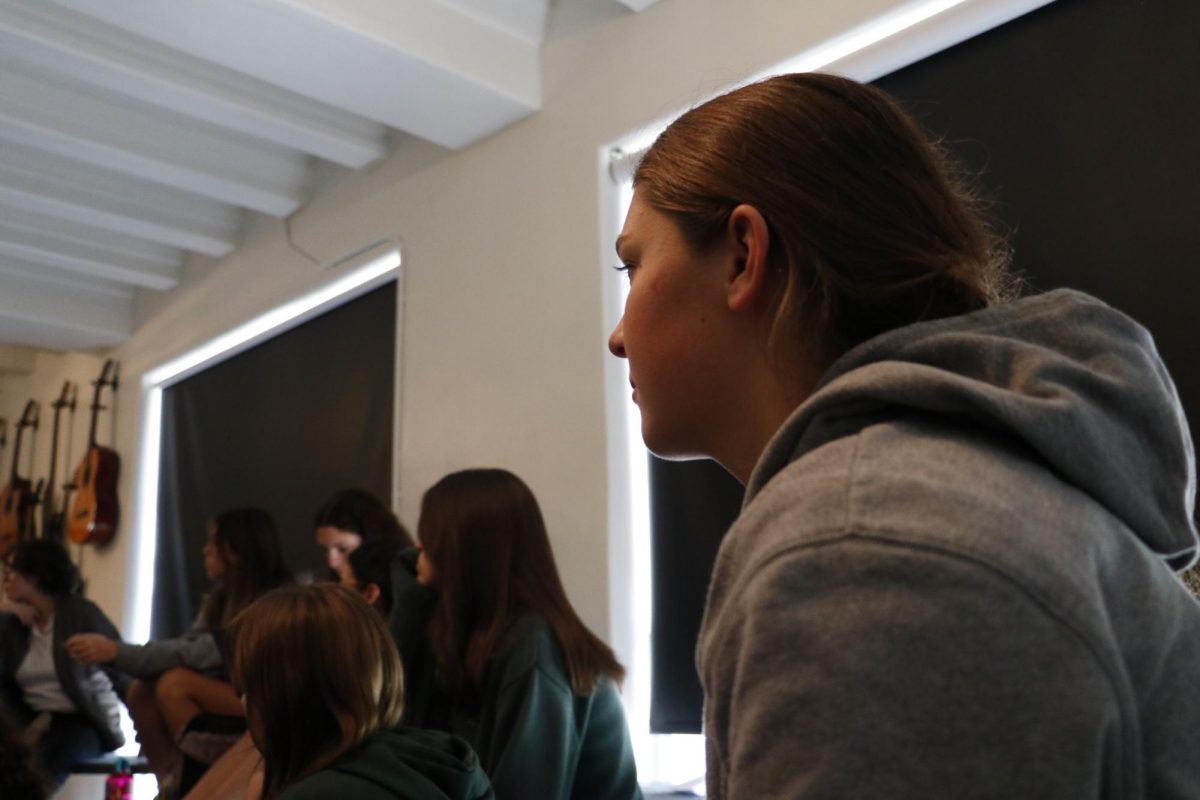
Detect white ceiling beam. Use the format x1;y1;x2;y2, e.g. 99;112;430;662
0;145;240;257
0;71;309;215
2;207;184;269
0;268;131;350
0;0;389;168
440;0;551;44
0;253;131;296
47;0;543;150
0;224;180;290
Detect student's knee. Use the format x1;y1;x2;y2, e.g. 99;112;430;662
127;678;157;712
154;668;195;704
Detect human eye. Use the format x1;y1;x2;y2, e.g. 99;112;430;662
613;262;636;281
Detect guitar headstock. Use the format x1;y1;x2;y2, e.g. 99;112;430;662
52;381;78;411
91;360;119;410
19;400;39;431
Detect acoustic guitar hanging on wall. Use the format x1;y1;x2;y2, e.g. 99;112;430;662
68;360;120;546
0;400;41;557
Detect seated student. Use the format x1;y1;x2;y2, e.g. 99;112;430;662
314;488;413;575
339;537;406;615
0;539;128;789
67;507;290;795
228;583;493;800
399;468;641;800
188;537;417;800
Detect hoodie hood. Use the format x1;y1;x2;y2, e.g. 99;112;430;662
329;727;493;800
748;289;1197;569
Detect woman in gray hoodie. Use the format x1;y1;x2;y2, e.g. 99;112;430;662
607;72;1200;799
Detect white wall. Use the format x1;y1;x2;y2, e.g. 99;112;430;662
6;0;925;639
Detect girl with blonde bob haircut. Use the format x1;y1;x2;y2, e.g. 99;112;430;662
229;583;491;800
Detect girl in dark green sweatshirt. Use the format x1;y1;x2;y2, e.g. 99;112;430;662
411;468;642;800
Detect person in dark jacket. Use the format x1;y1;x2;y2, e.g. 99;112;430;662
228;582;492;800
0;538;128;788
406;468;641;800
341;536;407;615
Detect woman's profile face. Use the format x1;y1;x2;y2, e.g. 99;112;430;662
316;526;362;570
415;545;436;587
202;523;229;580
2;561;38;604
608;191;734;458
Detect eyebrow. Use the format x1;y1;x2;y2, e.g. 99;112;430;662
614;234;628;257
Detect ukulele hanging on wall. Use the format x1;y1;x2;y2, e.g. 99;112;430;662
40;381;77;543
68;360;120;547
0;401;41;557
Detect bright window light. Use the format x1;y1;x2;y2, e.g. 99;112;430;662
129;247;401;648
764;0;974;76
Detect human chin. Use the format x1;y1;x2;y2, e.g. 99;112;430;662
639;414;707;461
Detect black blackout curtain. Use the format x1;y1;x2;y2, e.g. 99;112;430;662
647;0;1200;734
152;282;396;638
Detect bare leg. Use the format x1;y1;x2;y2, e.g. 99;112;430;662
180;732;263;800
126;678;181;787
154;668;245;739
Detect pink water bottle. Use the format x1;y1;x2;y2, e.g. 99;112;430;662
104;757;132;800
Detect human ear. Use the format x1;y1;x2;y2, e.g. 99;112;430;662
724;204;773;313
362;583;382;608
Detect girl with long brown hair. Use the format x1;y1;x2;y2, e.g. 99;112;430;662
409;468;640;800
228;582;492;800
67;506;291;794
607;71;1200;798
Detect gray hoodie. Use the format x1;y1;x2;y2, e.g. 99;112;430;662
698;289;1200;799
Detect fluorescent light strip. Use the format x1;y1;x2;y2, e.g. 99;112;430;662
611;0;1017;172
766;0;972;76
144;249;400;387
130;385;163;643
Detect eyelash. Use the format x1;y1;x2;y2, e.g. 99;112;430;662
613;263;635;278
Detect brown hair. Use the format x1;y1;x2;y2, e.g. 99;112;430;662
202;507;292;631
419;469;624;705
313;488;413;546
634;72;1016;367
228;583;404;800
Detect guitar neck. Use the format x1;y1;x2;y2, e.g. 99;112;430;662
8;430;23;479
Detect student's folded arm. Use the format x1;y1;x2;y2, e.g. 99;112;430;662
111;632;223;679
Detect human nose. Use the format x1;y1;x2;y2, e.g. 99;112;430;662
608;317;627;358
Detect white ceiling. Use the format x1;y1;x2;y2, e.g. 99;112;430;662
0;0;626;353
